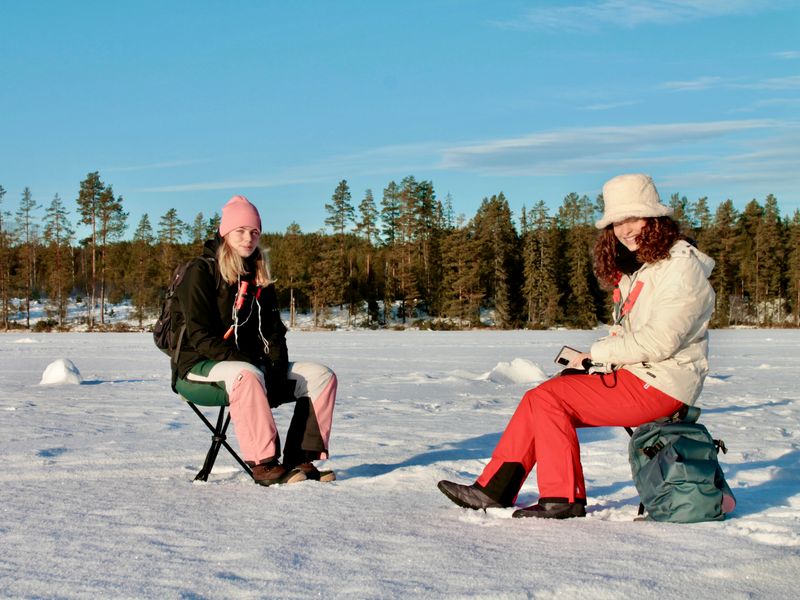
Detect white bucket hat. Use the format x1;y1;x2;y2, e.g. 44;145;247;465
595;174;673;229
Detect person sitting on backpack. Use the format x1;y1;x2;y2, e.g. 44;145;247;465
438;173;716;518
173;195;337;486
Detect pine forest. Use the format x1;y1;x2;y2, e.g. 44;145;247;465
1;173;799;331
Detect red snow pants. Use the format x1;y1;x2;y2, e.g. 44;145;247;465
475;369;684;504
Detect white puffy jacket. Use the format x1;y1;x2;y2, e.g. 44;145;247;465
590;240;715;405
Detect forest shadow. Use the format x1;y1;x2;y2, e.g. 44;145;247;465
338;432;502;480
81;378;148;385
583;446;800;517
339;424;620;480
721;448;800;517
701;398;792;415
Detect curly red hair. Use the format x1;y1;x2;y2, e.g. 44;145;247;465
593;216;682;288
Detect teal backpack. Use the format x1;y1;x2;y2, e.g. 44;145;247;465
628;407;736;523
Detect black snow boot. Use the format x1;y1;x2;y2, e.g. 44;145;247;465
437;480;506;510
512;498;586;519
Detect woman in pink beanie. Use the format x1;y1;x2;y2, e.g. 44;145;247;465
171;195;337;486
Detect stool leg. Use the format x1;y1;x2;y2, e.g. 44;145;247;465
194;406;226;481
188;403;254;481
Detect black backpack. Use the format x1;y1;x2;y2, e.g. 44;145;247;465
153;256;214;362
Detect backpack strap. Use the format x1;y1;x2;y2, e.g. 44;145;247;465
170;255;217;392
170;323;186;392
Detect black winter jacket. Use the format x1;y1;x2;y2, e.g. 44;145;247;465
172;237;291;402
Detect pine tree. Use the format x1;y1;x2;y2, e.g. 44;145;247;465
379;181;402;321
394;176;421;321
15;187;41;328
190;212;206;247
76;172;105;328
736;199;764;323
308;234;340;326
130;214;158;327
471;193;519;328
442;193;455;230
272;222;312;327
206;212;221;238
97;186;128;325
787;210;800;326
707;200;739;326
356;189;379;246
756;195;785;324
324;180;355;314
356;189;380;323
409;180;444;316
669;193;693;231
440;223;482;326
157;208;186;280
0;185;11;329
380;181;401;247
691;196;713;249
522;201;560;327
42;194;75;326
557;193;596;328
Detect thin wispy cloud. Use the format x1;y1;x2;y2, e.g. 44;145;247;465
772;50;800;59
140;175;332;193
658;74;800;93
139;143;442;193
578;100;640;111
495;0;772;32
732;75;800;90
439;120;777;176
659;76;726;91
730;97;800;113
141;120;797;204
105;159;212;173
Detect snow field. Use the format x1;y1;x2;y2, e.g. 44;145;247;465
0;329;798;598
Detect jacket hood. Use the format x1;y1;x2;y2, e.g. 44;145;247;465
203;236;221;258
670;239;715;278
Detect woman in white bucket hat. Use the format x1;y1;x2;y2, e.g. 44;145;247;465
438;174;724;519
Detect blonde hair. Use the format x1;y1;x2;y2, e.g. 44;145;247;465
217;238;273;286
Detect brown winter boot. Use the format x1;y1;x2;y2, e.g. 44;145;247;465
290;462;337;482
251;461;307;486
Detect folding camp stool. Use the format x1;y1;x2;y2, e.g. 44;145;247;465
174;362;304;482
184;401;254;482
174;369;256;482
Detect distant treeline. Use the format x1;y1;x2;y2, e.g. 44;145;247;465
1;172;799;331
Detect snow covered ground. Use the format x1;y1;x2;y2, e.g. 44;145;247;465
1;329;798;598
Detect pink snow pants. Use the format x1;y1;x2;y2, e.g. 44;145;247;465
476;369;683;503
187;361;337;464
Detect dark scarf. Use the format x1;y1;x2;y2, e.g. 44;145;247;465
615;242;643;276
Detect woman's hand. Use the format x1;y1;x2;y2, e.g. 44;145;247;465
568;352;592;370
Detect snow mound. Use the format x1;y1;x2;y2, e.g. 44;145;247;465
485;358;547;384
13;338;38;344
40;358;83;385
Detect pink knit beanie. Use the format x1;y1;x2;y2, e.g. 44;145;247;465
219;195;262;237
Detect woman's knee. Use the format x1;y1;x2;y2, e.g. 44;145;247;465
289;362;336;397
290;361;334;380
523;381;562;414
230;369;269;406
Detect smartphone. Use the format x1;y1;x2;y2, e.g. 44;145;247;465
554;345;581;367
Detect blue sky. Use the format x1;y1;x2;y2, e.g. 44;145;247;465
2;0;798;237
